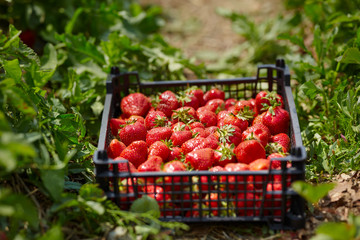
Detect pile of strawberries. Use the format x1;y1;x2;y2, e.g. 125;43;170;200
107;87;291;217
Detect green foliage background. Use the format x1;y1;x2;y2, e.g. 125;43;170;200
0;0;359;239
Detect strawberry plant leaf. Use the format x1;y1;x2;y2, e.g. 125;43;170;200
292;181;336;204
3;59;22;82
38;225;64;240
336;47;360;65
130;195;160;218
40;168;65;201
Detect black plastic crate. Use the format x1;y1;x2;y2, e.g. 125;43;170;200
93;59;306;230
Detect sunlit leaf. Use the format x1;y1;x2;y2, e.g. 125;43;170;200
292;181;336;204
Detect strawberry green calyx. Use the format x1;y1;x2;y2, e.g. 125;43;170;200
217;124;235;143
215;143;236;162
154;115;170;127
265;142;285;154
176;91;192;106
260;91;282;112
150;93;161;109
172;108;196;123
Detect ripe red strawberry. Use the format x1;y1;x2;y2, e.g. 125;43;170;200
171;107;197;124
189;121;205;129
168;146;184;162
204;192;231;216
252;111;266;125
224;162;251;190
234;99;256;113
267;153;286;169
205;126;219;135
119;121;147;146
146;126;172;146
249;158;270;189
138;155;162;172
187;87;205;107
197;108;217;127
154;90;179;118
171;122;190;131
143;185;171;208
241;123;271;147
235;192;260;216
109;118;126;137
170;129;193;147
127;115;145;125
121;93;151;117
200;165;226;191
205;99;225;112
217;112;249;132
217;110;230;122
163;160;187;191
268;133;290;153
119;140;148;168
234;140;266;165
111;157;138;173
178;91;200;110
192;127;209;138
264;182;283;216
214;124;242;146
185;148;215;170
255;91;284;114
225;98;237;110
107;139;126;159
262;106;290;135
213;143;237;167
204;134;219;150
145;110;169;130
181;136;207;154
203;88;225;103
148;141;171;161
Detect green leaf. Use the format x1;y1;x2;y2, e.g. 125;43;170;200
3;59;22;82
38;225;64;240
79;184;104;201
84;201;105;215
65;8;84;34
336;47;360;65
64;181;82;191
292;181;336;204
312;222;356;240
40;169;65;201
130;195;160;218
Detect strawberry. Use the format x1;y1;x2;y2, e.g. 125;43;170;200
143;185;171;208
224;163;251;190
214;124;242;146
235;192;260;216
145;110;169;130
146;126;172;146
189;121;205;129
205;192;232;216
118;121;147;146
203;88;225;103
170;130;193;147
213;143;237;167
168;146;184;162
148;140;171;161
127;115;145;125
267;153;286;169
200;165;226;191
205;99;225;113
204;126;219;135
111;157;138;173
262;106;290;135
268;133;290;153
192;127;209;138
171;122;190;131
163;160;187;191
217;112;249;132
217;110;230;122
185;148;215;170
225;98;237;110
241;123;271;147
234;140;266;165
118;177;141;210
264;182;283;216
234;99;256;113
188;88;205;107
171;107;197;124
252;111;266;126
154;90;179;118
255;90;284;114
119;140;148;168
107;139;126;159
181;136;207;154
197;108;217;127
204;134;219;150
249;158;270;189
109;118;126;137
178;91;200;110
138;155;162;172
121;93;151;117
